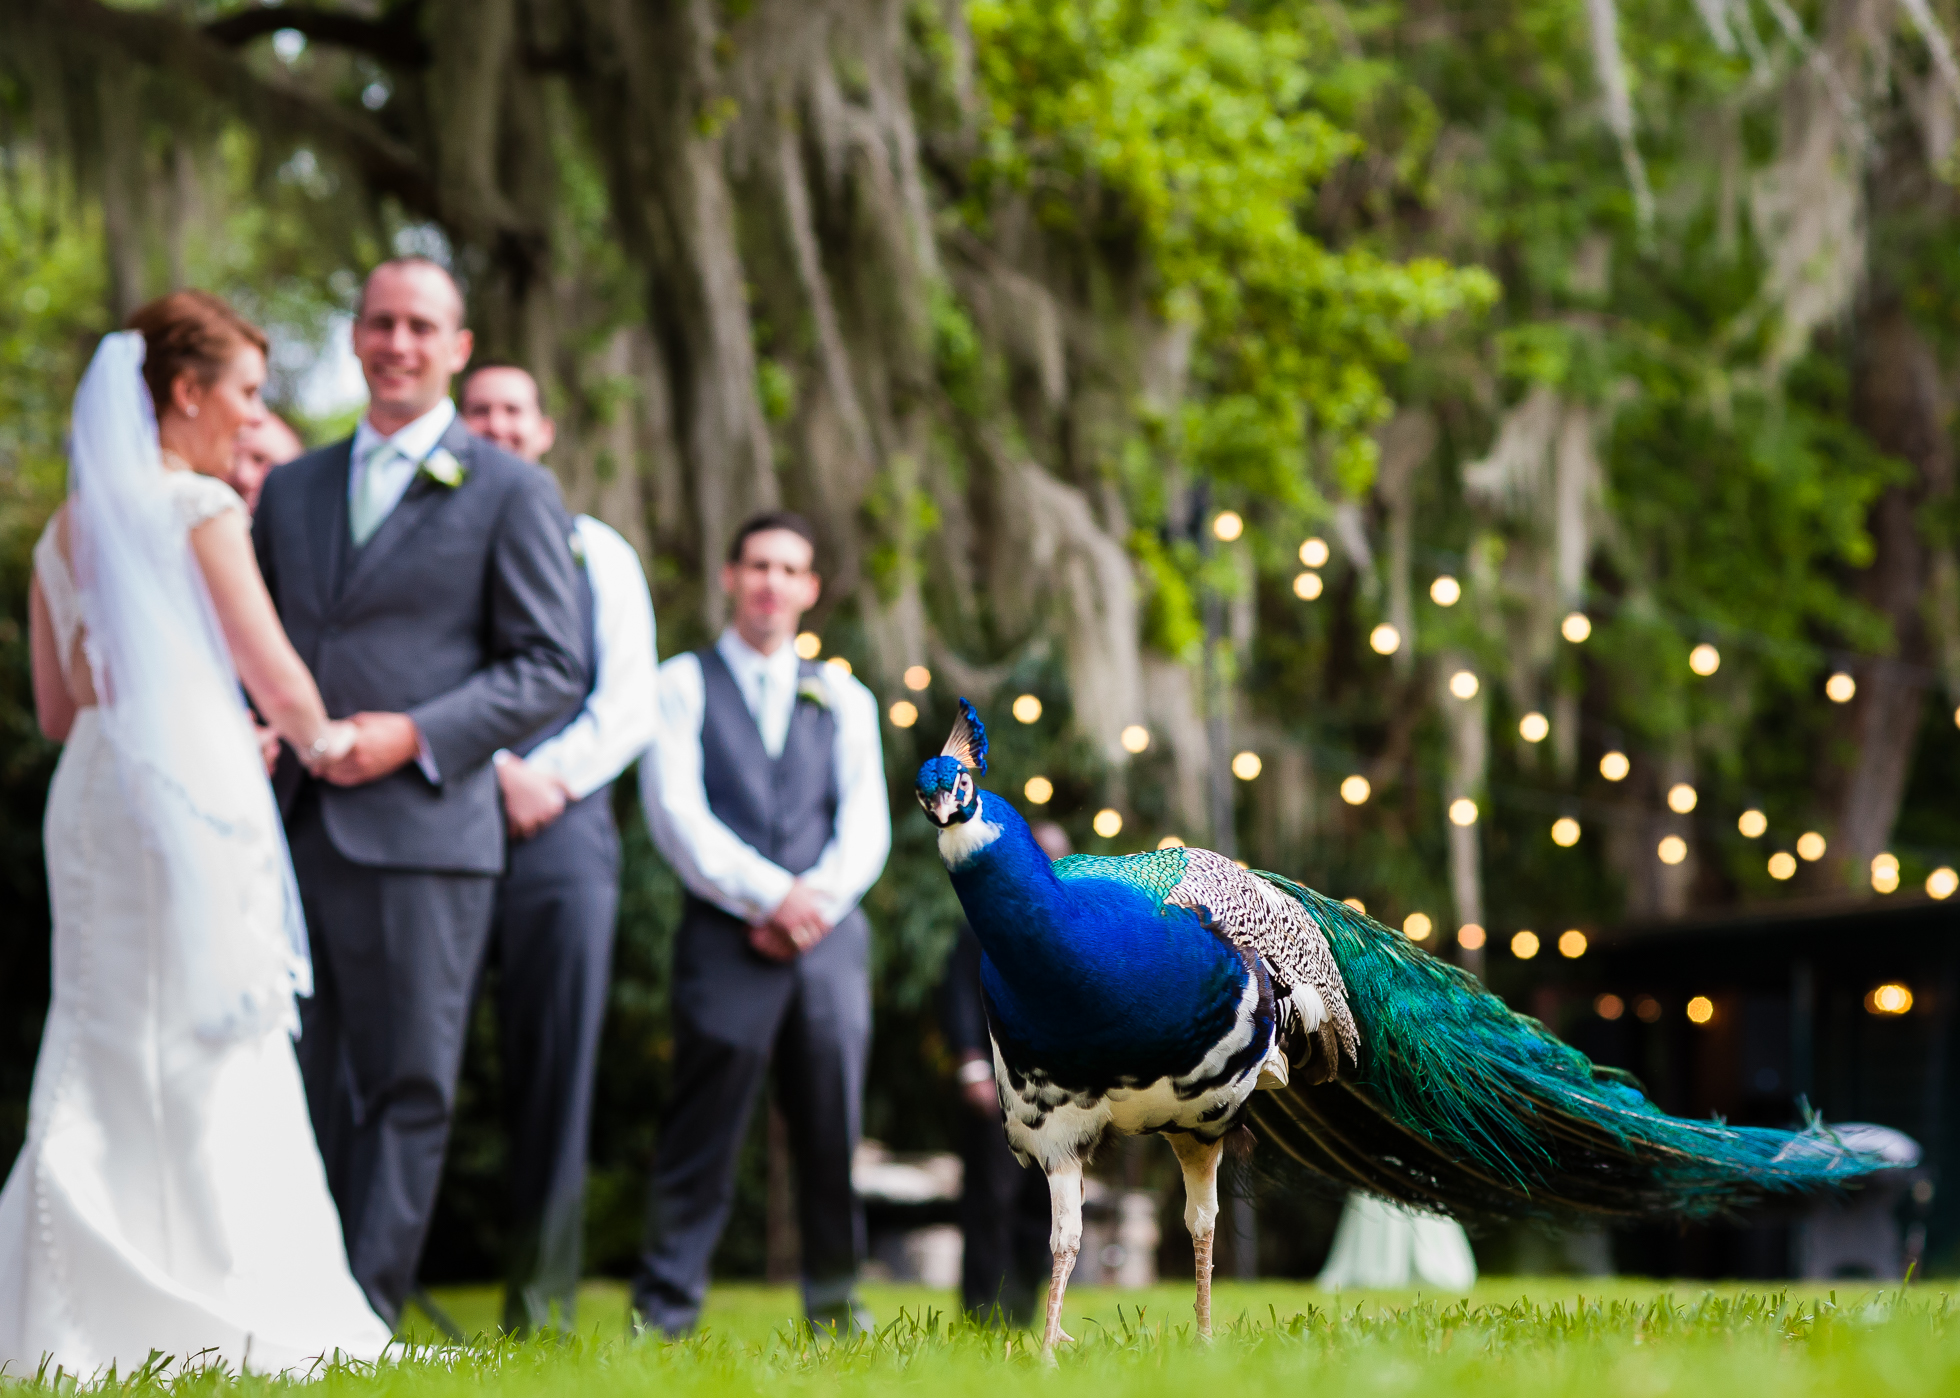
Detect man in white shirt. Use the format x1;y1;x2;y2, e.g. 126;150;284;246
634;512;890;1337
459;363;659;1333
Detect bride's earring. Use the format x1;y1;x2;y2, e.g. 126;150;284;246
185;404;199;418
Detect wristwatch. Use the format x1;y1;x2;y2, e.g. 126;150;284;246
301;727;340;764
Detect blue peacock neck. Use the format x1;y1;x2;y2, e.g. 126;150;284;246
940;792;1095;982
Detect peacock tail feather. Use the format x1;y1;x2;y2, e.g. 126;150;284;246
1245;874;1881;1223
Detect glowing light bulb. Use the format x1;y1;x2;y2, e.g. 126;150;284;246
1457;924;1486;950
903;665;932;691
794;631;822;660
1342;897;1367;914
1023;775;1053;805
1293;571;1324;600
1872;852;1900;893
1448;798;1479;827
1299;537;1330;568
1738;808;1767;839
1449;670;1480;700
1686;996;1715;1025
1231;751;1262;781
1559;930;1588;959
1595;993;1624;1020
1562;612;1592;643
1599;750;1630;782
1403;912;1433;942
888;700;918;728
1666;783;1697;814
1212;510;1244;542
1796;831;1826;862
1370;623;1402;655
1657;835;1688;865
1157;835;1185;850
1092;808;1123;838
1012;694;1043;724
1519;711;1549;743
1551;817;1581;847
1511;930;1540;959
1867;983;1913;1016
1826;671;1856;703
1340;775;1371;805
1430;575;1461;606
1768;851;1797;880
1689;643;1721;676
825;655;852;676
1120;724;1150;754
1928;866;1959;900
1635;996;1663;1023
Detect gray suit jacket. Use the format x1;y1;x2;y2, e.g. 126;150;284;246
254;416;588;875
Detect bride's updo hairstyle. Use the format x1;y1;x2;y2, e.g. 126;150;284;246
124;291;269;417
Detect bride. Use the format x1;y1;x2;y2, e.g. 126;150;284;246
0;294;393;1375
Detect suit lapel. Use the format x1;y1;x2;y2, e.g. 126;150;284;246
310;439;355;608
335;419;473;614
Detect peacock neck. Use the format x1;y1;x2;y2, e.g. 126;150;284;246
944;795;1102;983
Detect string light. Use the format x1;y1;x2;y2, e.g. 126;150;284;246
1519;711;1550;743
1562;612;1592;643
1457;924;1486;950
1157;835;1185;849
903;665;932;691
1867;983;1913;1016
1120;724;1150;753
1092;808;1124;838
1293;572;1323;600
1635;996;1662;1023
1370;623;1402;655
1872;852;1900;893
1551;817;1582;847
1559;929;1588;958
1689;643;1721;676
1826;671;1856;703
1599;751;1630;781
1657;835;1688;865
1511;930;1540;959
794;631;822;660
1686;996;1715;1025
1430;575;1461;606
1023;775;1053;804
1738;808;1767;838
1928;866;1959;900
1231;751;1262;780
825;655;853;676
1595;993;1625;1020
1403;912;1433;942
1340;775;1371;805
1666;783;1697;814
889;700;918;728
1342;897;1367;913
1212;510;1244;542
1448;798;1479;827
1012;694;1043;723
1768;851;1797;880
1449;670;1480;700
1299;537;1330;568
1796;831;1826;862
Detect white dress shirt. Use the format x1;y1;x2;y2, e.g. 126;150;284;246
641;629;891;925
349;397;457;529
520;515;658;799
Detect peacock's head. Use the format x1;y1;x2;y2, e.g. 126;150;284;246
915;698;988;828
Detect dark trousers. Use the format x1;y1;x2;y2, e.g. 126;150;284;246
958;1112;1052;1325
632;900;871;1335
490;792;620;1332
288;789;498;1325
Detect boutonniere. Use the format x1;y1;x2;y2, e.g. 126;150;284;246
419;447;468;489
796;675;830;709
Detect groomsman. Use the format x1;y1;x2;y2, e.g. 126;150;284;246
458;363;658;1332
254;258;587;1323
634;513;890;1336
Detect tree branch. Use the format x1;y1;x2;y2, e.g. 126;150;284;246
203;4;431;67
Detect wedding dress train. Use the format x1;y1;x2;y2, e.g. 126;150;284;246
0;457;393;1375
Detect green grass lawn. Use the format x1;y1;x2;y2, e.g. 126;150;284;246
16;1280;1960;1394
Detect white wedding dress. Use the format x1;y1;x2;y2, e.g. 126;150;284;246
0;385;393;1376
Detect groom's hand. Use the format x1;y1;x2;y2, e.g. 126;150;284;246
318;711;422;786
496;752;569;839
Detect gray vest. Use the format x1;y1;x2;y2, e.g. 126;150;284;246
697;646;839;876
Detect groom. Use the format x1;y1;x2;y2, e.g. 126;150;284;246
254;257;587;1323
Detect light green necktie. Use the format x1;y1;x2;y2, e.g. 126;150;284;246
349;441;400;547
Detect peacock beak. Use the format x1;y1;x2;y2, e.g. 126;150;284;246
922;789;966;827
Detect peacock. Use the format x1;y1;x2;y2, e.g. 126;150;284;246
914;700;1879;1350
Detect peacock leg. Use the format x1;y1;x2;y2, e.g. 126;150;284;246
1039;1161;1084;1352
1169;1132;1224;1340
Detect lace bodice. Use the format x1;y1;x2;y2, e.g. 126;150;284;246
34;466;246;673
